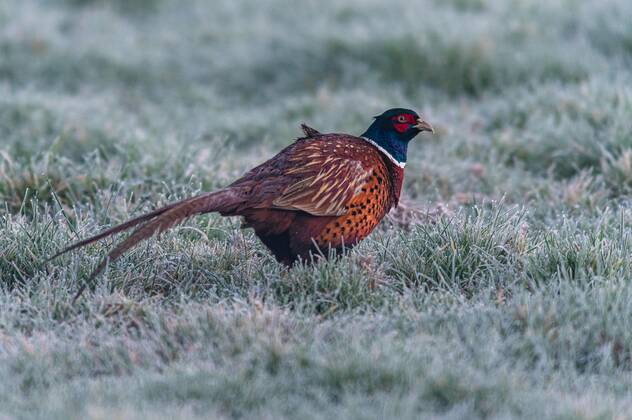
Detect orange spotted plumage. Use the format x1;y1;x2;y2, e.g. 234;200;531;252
314;164;392;248
48;108;433;301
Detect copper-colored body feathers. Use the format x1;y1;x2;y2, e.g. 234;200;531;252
51;123;407;301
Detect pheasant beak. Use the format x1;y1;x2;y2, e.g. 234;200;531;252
414;118;434;133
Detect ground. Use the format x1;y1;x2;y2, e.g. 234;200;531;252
2;0;632;418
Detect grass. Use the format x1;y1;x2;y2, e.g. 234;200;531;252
2;0;632;418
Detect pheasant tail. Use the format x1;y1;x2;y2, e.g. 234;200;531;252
47;189;240;302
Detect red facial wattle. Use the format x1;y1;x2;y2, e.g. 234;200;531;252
393;123;409;133
392;114;416;133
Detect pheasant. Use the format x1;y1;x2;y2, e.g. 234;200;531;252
50;108;434;300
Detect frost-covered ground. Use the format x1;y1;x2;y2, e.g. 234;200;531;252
3;0;632;418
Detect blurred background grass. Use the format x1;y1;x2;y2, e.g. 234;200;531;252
3;0;632;418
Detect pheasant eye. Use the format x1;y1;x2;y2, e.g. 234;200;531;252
396;115;408;123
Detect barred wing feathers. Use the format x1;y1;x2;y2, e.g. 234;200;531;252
271;139;372;216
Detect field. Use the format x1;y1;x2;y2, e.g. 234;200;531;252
3;0;632;418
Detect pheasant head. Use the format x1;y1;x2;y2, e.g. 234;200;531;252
360;108;434;168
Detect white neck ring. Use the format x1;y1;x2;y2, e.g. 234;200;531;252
361;137;406;168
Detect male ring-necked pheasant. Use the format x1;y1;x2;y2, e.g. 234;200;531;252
50;108;433;299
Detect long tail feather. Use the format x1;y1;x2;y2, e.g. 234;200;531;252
47;202;182;262
46;189;237;302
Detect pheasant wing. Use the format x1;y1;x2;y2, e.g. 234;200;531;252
271;144;372;216
300;123;321;137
